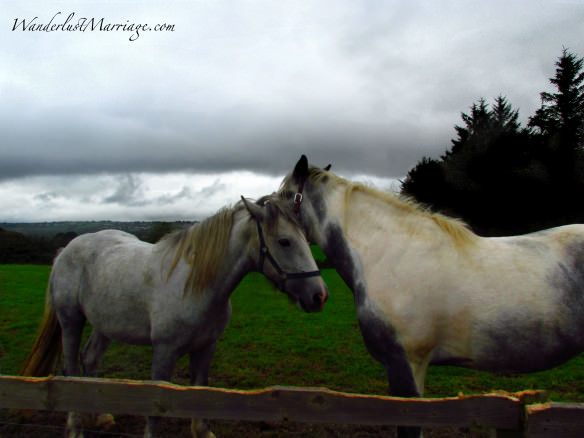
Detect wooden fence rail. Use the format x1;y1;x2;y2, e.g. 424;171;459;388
1;375;583;437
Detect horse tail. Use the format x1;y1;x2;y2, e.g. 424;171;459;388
19;280;62;377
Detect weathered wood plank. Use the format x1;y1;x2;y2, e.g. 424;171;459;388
0;375;523;429
526;402;584;438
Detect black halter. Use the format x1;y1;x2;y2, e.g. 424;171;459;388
254;218;321;292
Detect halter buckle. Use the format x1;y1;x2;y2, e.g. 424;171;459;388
293;192;303;212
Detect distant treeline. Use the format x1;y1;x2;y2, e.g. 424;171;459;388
0;222;193;264
402;49;584;236
0;221;170;238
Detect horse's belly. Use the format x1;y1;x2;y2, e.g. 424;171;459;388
470;319;584;373
83;305;153;345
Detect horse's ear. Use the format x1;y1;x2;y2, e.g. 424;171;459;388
241;196;265;221
324;164;332;171
292;155;309;182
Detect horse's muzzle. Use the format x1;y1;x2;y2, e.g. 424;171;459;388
309;278;328;312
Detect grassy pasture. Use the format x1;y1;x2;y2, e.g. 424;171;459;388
2;263;584;403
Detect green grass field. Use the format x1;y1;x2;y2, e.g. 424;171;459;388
1;264;584;402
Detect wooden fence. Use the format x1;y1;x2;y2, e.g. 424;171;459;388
1;375;583;437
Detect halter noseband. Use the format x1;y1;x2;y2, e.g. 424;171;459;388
254;218;321;292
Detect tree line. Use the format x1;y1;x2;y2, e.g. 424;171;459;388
401;49;584;236
0;222;181;264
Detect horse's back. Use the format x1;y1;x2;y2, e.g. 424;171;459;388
463;224;584;372
517;223;584;250
61;229;140;254
51;230;150;299
496;223;584;299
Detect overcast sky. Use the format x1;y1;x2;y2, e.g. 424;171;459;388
2;1;583;222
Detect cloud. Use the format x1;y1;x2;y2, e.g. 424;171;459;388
196;179;226;199
155;186;192;206
0;170;400;222
103;174;145;206
1;0;583;221
34;192;58;203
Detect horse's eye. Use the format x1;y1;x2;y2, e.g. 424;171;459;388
278;238;291;247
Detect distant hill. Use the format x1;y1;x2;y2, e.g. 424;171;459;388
0;227;73;264
0;221;195;264
0;221;193;238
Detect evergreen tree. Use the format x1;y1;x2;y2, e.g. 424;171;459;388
528;48;584;182
529;48;584;148
445;96;523;160
402;49;584;235
448;98;491;156
528;48;584;219
400;157;446;207
492;95;521;133
402;97;541;235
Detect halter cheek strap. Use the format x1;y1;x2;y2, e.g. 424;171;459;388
254;219;321;292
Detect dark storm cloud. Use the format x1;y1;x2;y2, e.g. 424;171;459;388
0;99;443;181
2;0;584;223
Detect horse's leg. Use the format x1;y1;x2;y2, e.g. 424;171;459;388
80;330;115;430
145;344;180;438
189;342;218;438
59;314;86;438
357;310;423;438
81;329;111;376
392;354;434;438
384;357;425;438
409;353;433;397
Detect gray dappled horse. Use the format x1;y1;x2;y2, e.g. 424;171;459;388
279;155;584;438
20;195;328;438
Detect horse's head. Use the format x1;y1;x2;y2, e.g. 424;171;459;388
279;155;367;300
278;154;332;245
241;196;328;313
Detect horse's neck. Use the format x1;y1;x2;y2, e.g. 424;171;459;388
325;186;432;266
203;215;255;301
154;216;254;304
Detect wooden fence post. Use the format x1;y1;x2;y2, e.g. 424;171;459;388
526;402;584;438
478;390;548;438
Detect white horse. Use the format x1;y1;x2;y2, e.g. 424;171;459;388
20;195;328;438
279;155;584;438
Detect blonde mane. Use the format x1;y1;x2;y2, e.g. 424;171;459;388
306;167;478;247
159;196;303;295
159;205;238;295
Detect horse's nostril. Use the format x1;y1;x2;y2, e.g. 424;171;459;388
313;292;325;306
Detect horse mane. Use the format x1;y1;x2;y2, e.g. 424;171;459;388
159;206;236;295
159;195;301;295
303;167;478;247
